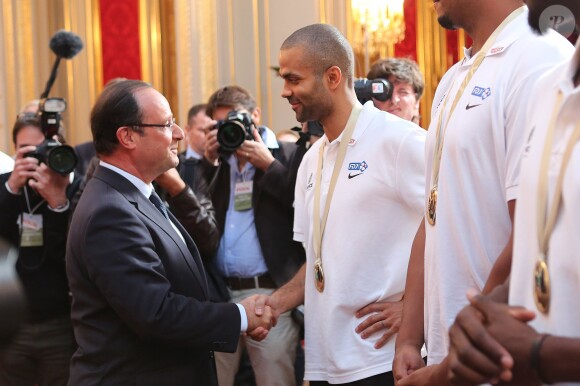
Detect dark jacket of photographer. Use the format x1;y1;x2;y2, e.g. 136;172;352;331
201;139;306;295
162;153;226;302
0;172;81;322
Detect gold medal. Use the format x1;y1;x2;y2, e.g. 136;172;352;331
427;186;438;226
314;260;325;293
533;258;550;314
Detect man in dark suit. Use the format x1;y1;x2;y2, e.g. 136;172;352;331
201;85;306;386
66;80;273;386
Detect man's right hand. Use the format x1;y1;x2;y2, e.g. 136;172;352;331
447;293;519;385
7;145;39;193
240;295;275;341
203;123;220;165
393;343;426;384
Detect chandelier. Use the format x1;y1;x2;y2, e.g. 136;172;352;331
350;0;406;72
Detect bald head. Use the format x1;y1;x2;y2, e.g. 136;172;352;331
281;24;355;87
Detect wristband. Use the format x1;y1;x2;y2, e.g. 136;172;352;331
530;334;551;385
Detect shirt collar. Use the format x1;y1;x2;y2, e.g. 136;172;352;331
99;160;153;198
462;7;529;64
185;146;202;160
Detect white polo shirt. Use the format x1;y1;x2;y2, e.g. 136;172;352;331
0;151;14;174
423;10;573;365
509;40;580;386
294;101;425;383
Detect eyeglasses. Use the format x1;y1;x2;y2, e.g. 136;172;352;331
130;117;176;130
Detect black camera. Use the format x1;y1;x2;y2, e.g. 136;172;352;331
216;110;254;152
25;98;78;174
354;78;393;105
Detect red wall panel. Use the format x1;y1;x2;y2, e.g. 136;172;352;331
99;0;142;85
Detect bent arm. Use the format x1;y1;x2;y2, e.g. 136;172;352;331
482;199;515;294
397;218;426;351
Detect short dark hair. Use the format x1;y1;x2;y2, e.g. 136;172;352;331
187;103;207;123
90;79;151;155
206;86;257;119
12;113;41;145
12;113;67;145
367;58;425;99
281;24;355;87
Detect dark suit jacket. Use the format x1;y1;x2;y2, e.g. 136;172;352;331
164;153;229;302
73;141;97;176
66;166;240;386
202;140;306;292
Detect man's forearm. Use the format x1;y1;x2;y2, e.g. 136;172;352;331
271;263;306;314
397;219;426;349
483;200;516;294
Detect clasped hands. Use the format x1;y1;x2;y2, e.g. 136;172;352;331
239;294;279;342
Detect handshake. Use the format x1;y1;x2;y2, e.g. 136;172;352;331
239;294;279;341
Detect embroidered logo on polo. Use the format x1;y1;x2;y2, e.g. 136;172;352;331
471;86;492;100
466;86;492;110
347;161;368;179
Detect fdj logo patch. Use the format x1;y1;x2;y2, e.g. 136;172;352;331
471;86;492;100
347;161;368;179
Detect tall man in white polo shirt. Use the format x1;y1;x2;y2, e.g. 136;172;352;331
445;2;580;384
393;0;574;384
255;24;426;385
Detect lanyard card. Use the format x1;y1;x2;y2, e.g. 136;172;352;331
234;181;253;211
19;213;44;247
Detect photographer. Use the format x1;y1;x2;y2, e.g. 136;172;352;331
0;113;80;385
202;85;306;386
367;58;424;125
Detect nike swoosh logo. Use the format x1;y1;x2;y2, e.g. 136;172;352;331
465;103;482;110
348;172;363;179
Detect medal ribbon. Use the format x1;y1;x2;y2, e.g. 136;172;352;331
312;104;362;289
537;92;580;260
428;6;526;222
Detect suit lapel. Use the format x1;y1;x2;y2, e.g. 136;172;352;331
168;210;210;297
136;195;209;299
94;166;209;299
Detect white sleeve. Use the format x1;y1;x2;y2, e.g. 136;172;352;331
236;303;248;332
293;153;308;243
503;34;573;201
395;127;427;215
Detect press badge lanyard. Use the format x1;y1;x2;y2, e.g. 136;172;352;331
19;187;47;269
23;187;46;214
427;6;526;226
533;92;580;314
312;104;362;292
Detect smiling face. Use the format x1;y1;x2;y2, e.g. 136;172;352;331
133;87;183;179
279;46;333;124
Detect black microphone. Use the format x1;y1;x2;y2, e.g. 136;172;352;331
40;30;84;99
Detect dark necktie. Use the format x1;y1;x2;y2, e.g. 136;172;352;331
149;191;169;220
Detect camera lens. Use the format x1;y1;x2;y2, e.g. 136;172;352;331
47;145;78;174
217;121;246;152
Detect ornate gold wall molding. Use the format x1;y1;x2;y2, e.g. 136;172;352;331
139;0;163;90
417;0;449;129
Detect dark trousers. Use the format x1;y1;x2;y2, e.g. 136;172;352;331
0;316;76;386
310;371;395;386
